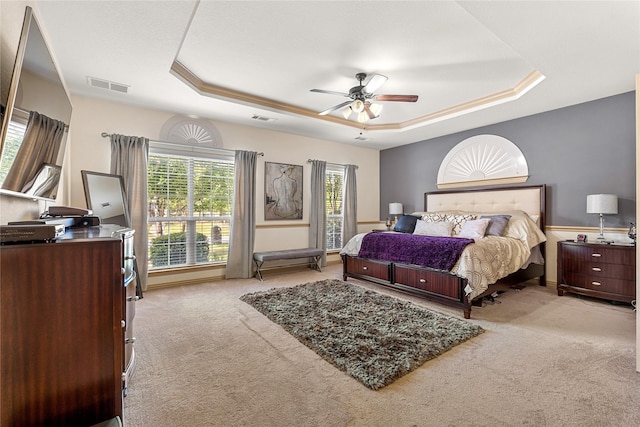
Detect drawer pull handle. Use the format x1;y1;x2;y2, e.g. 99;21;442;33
591;253;602;257
591;281;602;286
125;337;136;344
125;255;136;261
419;278;427;283
127;296;140;302
363;266;368;270
591;267;602;272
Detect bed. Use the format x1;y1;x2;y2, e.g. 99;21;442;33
340;184;547;318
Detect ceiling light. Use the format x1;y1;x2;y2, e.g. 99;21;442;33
351;99;364;113
369;103;383;117
342;102;383;123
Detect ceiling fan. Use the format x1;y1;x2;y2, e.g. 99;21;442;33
310;73;418;123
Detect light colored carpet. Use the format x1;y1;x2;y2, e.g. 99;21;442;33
124;265;640;427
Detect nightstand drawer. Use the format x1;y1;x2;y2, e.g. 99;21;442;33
562;272;635;297
562;261;635;281
560;244;635;265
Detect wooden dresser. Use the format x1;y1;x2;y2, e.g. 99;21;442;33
557;240;636;303
0;224;135;426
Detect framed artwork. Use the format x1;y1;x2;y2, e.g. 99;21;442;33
265;162;303;220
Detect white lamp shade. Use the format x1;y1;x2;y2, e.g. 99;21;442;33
369;103;383;117
586;194;618;214
389;202;403;215
351;99;364;113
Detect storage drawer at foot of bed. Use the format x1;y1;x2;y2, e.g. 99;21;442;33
344;257;391;281
394;264;463;300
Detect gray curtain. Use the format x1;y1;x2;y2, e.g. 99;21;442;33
308;160;327;266
226;150;258;279
2;111;66;192
110;134;149;294
342;164;358;244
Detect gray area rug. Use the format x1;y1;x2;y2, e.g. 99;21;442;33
240;279;484;390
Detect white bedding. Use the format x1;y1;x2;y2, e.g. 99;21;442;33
340;210;546;300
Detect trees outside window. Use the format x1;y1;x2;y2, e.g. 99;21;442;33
326;166;343;250
147;152;233;269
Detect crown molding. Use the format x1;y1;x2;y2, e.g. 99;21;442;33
171;61;544;133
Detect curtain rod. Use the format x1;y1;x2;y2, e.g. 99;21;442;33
307;159;358;169
13;107;69;129
101;132;263;156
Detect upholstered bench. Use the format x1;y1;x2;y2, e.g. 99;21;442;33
253;248;324;280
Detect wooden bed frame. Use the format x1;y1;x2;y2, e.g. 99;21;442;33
341;184;546;318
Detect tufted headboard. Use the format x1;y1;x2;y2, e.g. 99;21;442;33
424;184;546;231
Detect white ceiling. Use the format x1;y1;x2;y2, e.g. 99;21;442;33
35;1;639;150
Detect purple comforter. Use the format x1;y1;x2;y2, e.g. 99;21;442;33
357;232;475;271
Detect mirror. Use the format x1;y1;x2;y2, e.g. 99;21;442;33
21;163;61;199
81;170;130;227
82;169;144;299
0;6;72;201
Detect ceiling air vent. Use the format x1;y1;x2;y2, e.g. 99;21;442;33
87;76;130;94
251;114;276;122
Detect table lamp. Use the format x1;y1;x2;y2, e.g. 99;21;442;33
389;202;403;223
586;194;618;243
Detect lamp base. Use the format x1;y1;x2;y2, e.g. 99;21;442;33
596;214;613;244
595;236;614;245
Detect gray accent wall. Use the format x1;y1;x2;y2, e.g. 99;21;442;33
380;91;636;228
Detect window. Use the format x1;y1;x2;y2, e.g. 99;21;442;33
325;166;343;250
0;112;28;184
147;149;234;269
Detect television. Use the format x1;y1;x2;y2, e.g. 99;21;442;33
0;6;72;202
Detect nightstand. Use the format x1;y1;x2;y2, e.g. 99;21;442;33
557;240;636;303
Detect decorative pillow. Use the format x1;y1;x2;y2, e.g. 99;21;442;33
421;212;477;235
481;215;512;236
445;213;477;235
393;214;421;233
413;220;453;237
421;212;449;223
457;218;491;240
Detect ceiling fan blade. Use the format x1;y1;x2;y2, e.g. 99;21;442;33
310;89;349;97
319;100;352;116
363;74;388;93
374;94;419;102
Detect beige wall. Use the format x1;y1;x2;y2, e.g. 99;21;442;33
67;95;381;285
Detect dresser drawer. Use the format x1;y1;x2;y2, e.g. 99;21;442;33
394;264;462;300
344;256;391;281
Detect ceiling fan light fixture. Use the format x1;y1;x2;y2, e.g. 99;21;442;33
369;103;383;117
341;107;352;119
351;99;365;113
356;111;368;123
